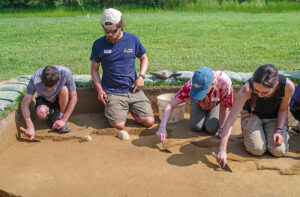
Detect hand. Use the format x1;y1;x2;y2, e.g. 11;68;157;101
52;119;66;130
97;89;107;104
131;76;144;93
273;132;283;146
25;126;35;141
156;128;167;144
217;150;227;168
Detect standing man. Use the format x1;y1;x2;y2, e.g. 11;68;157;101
21;65;78;140
90;8;154;129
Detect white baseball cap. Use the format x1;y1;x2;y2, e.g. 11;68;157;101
102;8;122;27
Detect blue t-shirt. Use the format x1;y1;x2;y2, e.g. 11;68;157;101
90;32;146;94
290;82;300;112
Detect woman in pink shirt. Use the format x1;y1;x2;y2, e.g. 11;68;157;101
157;67;234;144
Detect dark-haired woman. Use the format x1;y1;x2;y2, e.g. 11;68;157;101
216;64;295;167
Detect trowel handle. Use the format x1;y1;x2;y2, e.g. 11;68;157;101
19;127;26;133
211;152;218;158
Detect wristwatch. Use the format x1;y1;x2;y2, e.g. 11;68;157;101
138;74;146;79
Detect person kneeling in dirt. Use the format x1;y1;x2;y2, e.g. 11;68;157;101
290;82;300;132
90;8;154;129
156;66;234;144
21;65;77;140
216;64;295;168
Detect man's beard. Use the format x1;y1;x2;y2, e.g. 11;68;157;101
106;31;121;44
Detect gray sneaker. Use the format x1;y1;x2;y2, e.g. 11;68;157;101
48;109;57;128
292;122;300;133
58;122;70;134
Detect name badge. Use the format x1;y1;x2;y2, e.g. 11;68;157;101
211;97;220;102
104;49;112;54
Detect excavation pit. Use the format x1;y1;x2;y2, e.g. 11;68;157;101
0;87;300;197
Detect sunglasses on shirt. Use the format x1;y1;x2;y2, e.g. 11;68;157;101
104;27;119;34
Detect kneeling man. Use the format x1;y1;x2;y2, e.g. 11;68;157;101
90;8;154;129
21;65;77;140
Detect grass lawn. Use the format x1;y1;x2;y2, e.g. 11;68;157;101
0;11;299;81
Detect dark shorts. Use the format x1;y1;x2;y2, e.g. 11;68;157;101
35;96;60;111
290;109;300;121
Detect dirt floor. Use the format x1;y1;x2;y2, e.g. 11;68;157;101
0;112;300;197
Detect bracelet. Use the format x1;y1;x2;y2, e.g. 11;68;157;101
218;128;223;133
138;74;146;79
275;128;283;134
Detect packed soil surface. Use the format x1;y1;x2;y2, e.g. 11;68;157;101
0;112;300;197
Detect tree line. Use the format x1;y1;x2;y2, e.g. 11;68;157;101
1;0;299;9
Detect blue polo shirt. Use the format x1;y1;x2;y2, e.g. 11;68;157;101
90;32;146;94
290;83;300;112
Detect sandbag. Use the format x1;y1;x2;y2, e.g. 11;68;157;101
0;91;21;102
0;84;27;93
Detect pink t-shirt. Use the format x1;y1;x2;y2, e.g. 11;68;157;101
174;71;233;110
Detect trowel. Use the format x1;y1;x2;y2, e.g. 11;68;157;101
19;127;41;142
161;141;172;153
212;152;232;172
156;133;172;153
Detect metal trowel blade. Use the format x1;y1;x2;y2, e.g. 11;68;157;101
159;142;172;153
212;152;233;172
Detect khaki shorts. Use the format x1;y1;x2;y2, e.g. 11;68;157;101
105;90;154;124
241;110;289;157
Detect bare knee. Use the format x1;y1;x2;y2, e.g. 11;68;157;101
132;113;154;128
36;105;49;119
58;86;68;98
141;117;154;128
134;115;154;128
109;121;125;130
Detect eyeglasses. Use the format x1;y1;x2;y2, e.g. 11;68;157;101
251;89;272;97
251;81;278;97
104;27;119;34
251;87;275;97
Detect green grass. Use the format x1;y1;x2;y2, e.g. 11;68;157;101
0;11;300;82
